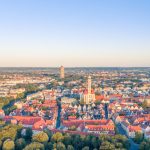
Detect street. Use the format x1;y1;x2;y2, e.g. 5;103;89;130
104;104;139;150
116;124;139;150
56;100;61;129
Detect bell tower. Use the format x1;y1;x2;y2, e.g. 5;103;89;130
88;75;91;94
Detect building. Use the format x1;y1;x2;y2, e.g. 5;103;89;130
0;109;5;119
145;98;150;107
61;97;76;104
60;66;65;79
61;119;115;135
27;92;44;100
81;76;95;105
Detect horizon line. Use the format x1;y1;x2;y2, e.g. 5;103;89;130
0;66;150;68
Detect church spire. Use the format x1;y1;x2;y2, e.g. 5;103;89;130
88;75;91;94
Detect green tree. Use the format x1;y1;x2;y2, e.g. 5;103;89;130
63;134;72;146
32;131;49;144
51;132;64;143
91;136;99;149
16;128;22;139
0;140;2;150
113;134;130;149
17;93;25;99
68;125;76;131
84;135;92;147
3;139;15;150
134;132;143;144
99;134;109;142
95;100;101;105
0;125;22;141
24;128;33;141
46;142;53;150
15;138;26;150
25;84;39;93
67;145;74;150
23;142;44;150
56;142;66;150
139;140;150;150
82;146;89;150
99;141;115;150
115;142;123;149
72;134;84;150
44;129;52;140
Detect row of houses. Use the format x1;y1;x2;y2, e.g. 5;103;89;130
61;119;115;135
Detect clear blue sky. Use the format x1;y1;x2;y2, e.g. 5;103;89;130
0;0;150;67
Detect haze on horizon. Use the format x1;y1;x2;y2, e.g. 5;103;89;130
0;0;150;67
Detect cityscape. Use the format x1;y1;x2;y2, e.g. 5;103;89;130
0;0;150;150
0;67;150;150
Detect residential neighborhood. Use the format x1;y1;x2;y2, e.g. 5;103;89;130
0;67;150;149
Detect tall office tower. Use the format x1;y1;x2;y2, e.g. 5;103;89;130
60;66;65;79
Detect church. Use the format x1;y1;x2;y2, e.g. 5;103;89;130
81;76;95;105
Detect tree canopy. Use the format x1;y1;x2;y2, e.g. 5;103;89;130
3;139;15;150
23;142;44;150
32;131;49;143
51;132;64;143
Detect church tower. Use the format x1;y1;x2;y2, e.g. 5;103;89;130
81;75;95;105
88;76;91;94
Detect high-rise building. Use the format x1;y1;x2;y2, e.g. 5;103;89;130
60;66;65;79
81;76;95;105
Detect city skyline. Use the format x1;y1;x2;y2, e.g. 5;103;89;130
0;0;150;67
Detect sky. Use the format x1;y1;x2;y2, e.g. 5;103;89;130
0;0;150;67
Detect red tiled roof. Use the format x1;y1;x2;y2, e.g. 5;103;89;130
13;116;41;125
128;125;141;132
62;119;114;127
32;119;47;130
109;94;122;98
95;95;104;100
0;109;4;113
68;116;77;120
46;120;53;125
4;116;13;122
86;125;114;131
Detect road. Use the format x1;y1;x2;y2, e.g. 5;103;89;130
116;124;126;135
3;91;41;112
56;100;61;129
104;104;139;150
3;98;20;110
104;103;108;119
129;138;139;150
116;124;139;150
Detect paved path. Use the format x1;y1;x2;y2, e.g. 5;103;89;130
129;138;139;150
104;103;108;119
104;104;139;150
116;124;139;150
56;100;61;129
